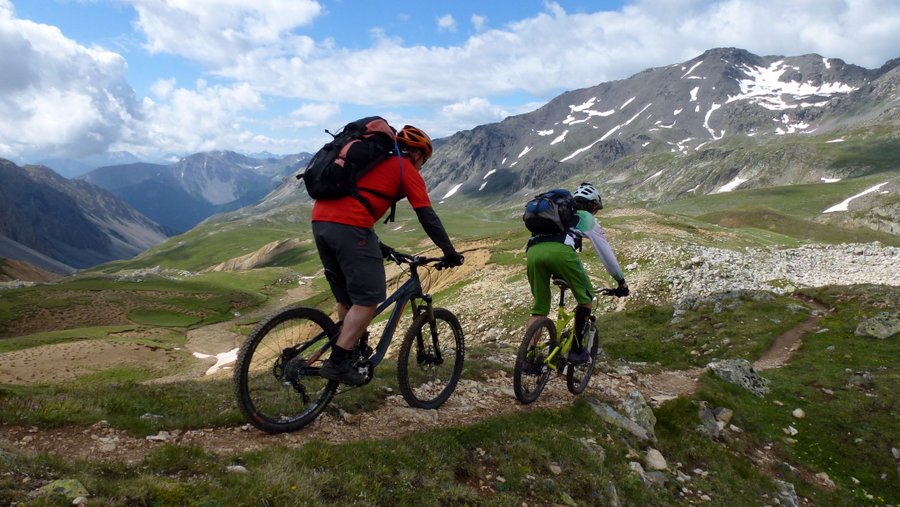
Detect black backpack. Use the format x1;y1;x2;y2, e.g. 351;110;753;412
523;189;580;234
298;116;402;221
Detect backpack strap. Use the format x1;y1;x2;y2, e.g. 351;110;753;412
354;147;405;224
526;232;568;251
526;229;583;251
382;145;404;224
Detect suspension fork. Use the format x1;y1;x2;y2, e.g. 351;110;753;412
414;295;442;364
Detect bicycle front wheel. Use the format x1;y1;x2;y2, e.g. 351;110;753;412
397;308;465;409
233;306;339;433
566;322;599;395
513;318;555;404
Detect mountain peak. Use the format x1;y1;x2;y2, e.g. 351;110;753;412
700;47;757;62
419;48;896;202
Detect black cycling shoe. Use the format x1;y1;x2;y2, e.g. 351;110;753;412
319;359;366;386
566;347;590;365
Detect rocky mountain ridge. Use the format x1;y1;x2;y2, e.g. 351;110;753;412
254;48;897;224
80;150;310;233
421;48;899;202
0;159;168;273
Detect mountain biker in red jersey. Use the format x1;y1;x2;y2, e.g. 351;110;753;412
525;182;629;363
312;124;464;385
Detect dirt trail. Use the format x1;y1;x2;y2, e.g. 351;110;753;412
752;296;827;371
638;296;827;399
0;296;825;464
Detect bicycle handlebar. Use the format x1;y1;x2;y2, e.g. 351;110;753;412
597;287;629;298
388;251;445;268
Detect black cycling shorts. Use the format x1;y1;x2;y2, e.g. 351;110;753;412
312;221;385;307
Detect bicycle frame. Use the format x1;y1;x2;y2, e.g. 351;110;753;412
545;283;576;369
367;263;432;366
297;258;435;369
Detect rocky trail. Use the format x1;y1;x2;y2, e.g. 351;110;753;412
0;300;819;466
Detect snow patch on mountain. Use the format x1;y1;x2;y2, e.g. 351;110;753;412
727;60;857;111
551;130;568;145
681;61;703;79
704;103;724;139
442;183;463;199
823;182;889;213
715;176;747;193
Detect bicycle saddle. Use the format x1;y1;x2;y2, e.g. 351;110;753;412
551;277;570;289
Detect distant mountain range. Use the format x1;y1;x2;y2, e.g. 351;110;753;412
420;47;899;202
255;48;897;224
79;151;310;234
1;150;310;275
35;151;145;179
0;159;168;273
3;47;897;276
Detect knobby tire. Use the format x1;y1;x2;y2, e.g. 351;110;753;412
233;306;339;433
397;308;465;409
566;322;599;394
513;318;555;404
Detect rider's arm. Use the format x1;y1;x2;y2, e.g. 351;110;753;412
581;220;626;284
403;167;461;260
415;207;458;256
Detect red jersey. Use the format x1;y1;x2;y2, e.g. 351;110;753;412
311;155;433;228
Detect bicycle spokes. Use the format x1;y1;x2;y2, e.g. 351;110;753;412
234;307;338;433
397;308;464;409
513;319;554;404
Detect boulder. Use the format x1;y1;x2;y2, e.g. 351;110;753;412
586;397;653;442
29;479;89;500
622;390;657;439
775;480;800;507
707;358;770;396
855;312;900;339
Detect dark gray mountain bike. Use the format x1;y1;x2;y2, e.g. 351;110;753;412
233;251;465;433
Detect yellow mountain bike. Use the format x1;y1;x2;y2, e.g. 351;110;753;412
513;278;614;404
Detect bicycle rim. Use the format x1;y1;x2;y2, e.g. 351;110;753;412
566;324;597;395
397;308;465;409
513;318;555;404
233;307;339;433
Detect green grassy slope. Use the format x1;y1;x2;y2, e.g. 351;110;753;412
653;175;893;219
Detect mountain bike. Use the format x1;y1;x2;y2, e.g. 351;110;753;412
513;278;616;404
233;252;465;433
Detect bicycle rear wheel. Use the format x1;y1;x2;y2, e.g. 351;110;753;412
233;306;339;433
566;321;598;394
513;318;555;404
397;308;465;409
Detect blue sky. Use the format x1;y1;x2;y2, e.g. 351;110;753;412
1;0;898;164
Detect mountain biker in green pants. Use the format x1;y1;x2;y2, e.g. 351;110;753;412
525;182;629;363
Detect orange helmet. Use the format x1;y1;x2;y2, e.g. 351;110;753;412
397;125;433;160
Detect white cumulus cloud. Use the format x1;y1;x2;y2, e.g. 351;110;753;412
0;1;139;159
437;14;457;32
2;0;899;160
